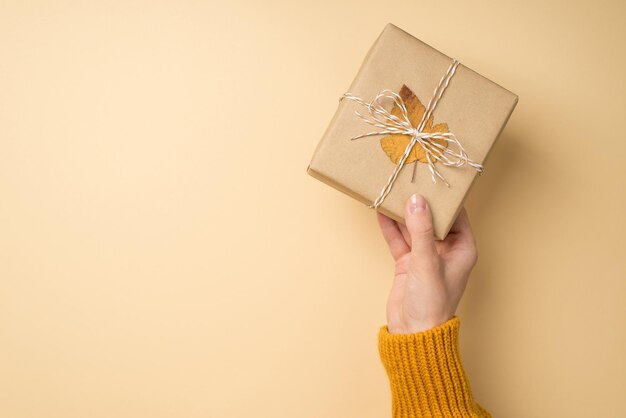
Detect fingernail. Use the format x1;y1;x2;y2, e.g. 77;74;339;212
409;193;427;214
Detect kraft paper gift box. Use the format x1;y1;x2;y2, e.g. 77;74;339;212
307;23;518;239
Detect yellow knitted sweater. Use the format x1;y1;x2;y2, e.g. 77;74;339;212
378;316;491;418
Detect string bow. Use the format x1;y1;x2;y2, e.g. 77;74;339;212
340;59;484;209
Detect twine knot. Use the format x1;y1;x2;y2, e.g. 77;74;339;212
340;59;484;209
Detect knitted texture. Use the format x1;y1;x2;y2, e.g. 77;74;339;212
378;316;491;418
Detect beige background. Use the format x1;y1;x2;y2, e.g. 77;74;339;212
0;1;624;417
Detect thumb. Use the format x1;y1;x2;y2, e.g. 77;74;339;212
405;193;438;264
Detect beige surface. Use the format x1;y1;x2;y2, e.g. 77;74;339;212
0;1;624;417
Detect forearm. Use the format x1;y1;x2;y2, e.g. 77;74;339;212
378;316;491;418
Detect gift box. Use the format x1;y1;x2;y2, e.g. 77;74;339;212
307;23;518;239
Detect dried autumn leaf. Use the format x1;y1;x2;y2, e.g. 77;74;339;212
380;84;449;164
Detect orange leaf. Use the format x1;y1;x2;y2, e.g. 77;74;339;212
380;85;449;164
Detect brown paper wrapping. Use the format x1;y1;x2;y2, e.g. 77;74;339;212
307;23;518;239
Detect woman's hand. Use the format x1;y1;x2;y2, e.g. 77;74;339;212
377;194;478;334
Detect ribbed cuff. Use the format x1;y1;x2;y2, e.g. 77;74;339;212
378;316;491;418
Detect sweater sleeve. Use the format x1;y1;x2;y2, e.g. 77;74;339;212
378;316;491;418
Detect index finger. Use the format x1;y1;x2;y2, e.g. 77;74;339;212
447;207;475;244
376;211;410;260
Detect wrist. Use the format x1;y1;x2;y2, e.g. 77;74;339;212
388;313;454;334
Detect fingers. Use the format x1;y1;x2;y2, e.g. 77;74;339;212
448;207;470;234
447;208;477;248
376;211;410;260
397;223;411;246
405;194;439;267
444;208;478;273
